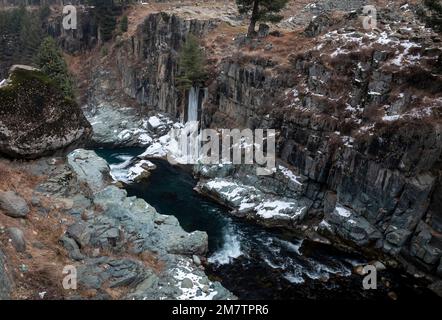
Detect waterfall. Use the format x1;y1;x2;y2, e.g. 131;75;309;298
187;86;199;123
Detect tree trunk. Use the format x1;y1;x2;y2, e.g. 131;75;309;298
247;0;260;37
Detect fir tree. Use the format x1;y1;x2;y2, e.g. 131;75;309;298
236;0;289;37
176;34;207;91
120;15;128;33
35;37;75;99
423;0;442;32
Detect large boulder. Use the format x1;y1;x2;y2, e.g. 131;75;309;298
0;191;29;218
0;66;91;158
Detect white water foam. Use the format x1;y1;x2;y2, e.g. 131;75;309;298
209;226;243;265
109;155;134;183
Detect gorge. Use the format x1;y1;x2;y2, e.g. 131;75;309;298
0;0;441;301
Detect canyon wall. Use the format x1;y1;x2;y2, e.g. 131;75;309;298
203;9;442;276
84;13;217;118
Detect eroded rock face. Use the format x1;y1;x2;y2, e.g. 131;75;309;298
199;7;442;277
87;13;217;116
0;67;92;159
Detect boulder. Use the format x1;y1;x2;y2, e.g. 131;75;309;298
7;227;26;253
0;191;29;218
59;235;85;261
67;149;111;194
322;204;383;247
0;67;91;158
304;14;332;37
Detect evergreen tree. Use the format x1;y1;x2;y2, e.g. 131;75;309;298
35;37;75;99
0;7;43;77
120;15;128;33
423;0;442;32
236;0;289;37
18;13;43;65
89;0;121;42
176;34;207;90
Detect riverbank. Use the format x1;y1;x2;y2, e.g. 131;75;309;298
101;149;440;300
0;150;234;300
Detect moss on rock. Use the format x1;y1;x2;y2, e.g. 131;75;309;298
0;67;92;158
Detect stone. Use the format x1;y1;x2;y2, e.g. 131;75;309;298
304;14;332;37
323;204;382;247
373;261;386;271
7;227;26;252
67;149;111;194
67;221;91;248
19;264;28;273
257;24;270;38
181;278;193;289
0;67;91;158
192;255;201;266
59;235;84;261
0;191;29;218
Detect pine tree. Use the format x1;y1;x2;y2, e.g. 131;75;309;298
120;15;128;33
89;0;121;42
19;13;43;65
176;34;207;91
423;0;442;32
35;37;75;99
236;0;289;37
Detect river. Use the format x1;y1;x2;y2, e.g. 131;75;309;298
95;148;437;300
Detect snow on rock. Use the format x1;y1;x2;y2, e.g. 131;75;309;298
127;160;156;182
109;155;134;183
138;133;153;146
172;259;219;300
255;200;306;219
278;165;303;186
109;154;156;183
200;178;309;222
335;205;352;218
203;179;262;210
140;142;167;158
382;114;401;122
148;116;162;129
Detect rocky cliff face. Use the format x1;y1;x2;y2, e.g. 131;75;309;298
201;6;442;277
86;13;217;118
0;66;91;158
45;6;98;54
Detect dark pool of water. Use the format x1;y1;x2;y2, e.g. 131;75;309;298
95;148;439;301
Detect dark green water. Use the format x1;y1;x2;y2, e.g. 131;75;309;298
95;148;439;300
